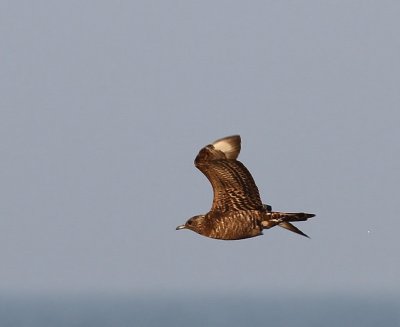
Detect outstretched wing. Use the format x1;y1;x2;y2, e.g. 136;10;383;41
195;135;263;212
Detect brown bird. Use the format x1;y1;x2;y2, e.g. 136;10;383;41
176;135;315;240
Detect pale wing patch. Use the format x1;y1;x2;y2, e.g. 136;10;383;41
212;135;241;160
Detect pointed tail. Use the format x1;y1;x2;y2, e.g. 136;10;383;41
278;212;314;238
280;212;315;222
262;212;315;238
278;222;310;238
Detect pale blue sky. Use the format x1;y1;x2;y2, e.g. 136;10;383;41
1;1;399;295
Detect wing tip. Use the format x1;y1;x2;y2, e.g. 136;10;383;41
212;135;241;160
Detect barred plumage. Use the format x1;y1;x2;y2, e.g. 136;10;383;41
176;135;315;240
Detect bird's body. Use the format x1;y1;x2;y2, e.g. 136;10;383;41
193;210;265;240
176;135;315;240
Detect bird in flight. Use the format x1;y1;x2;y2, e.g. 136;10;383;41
176;135;315;240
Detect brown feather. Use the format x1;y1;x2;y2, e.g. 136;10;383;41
195;135;263;212
176;135;315;240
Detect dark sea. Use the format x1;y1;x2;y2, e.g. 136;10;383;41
0;293;398;327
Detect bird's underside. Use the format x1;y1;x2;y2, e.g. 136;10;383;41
176;135;315;240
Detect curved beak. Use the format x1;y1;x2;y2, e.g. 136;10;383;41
176;224;186;230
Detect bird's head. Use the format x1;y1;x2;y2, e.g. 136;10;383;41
176;215;207;235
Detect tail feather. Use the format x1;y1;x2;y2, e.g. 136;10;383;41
278;222;310;238
281;212;315;221
262;211;315;238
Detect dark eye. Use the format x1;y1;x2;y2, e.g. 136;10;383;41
187;220;193;225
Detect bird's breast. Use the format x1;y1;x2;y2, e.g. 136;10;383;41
206;211;263;240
